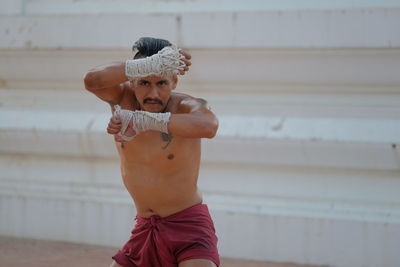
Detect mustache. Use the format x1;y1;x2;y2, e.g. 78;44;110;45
144;98;163;105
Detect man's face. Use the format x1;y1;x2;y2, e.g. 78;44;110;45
133;74;177;113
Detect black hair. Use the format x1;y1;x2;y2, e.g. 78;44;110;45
132;37;172;59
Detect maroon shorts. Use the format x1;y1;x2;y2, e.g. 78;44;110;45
112;204;220;267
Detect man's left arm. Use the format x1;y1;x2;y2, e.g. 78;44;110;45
107;98;218;140
168;98;219;139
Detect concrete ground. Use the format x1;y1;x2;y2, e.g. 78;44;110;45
0;236;325;267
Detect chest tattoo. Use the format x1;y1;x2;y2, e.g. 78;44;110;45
161;132;173;150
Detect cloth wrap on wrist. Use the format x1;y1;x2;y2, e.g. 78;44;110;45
125;45;185;78
113;105;171;141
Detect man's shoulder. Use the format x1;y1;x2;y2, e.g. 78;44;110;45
171;92;194;101
169;92;191;110
171;92;208;104
171;92;209;113
115;82;138;109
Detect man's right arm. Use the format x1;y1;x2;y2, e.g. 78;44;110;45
83;48;191;105
83;62;127;105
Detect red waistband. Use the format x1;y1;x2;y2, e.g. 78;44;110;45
136;203;208;224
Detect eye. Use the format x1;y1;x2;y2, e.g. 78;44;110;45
139;80;149;86
157;80;167;86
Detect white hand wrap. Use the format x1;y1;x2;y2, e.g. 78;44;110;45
125;46;185;78
114;105;171;141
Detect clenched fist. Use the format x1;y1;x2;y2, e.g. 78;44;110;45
178;49;192;75
107;116;136;142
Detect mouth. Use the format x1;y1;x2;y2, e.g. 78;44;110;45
143;98;163;106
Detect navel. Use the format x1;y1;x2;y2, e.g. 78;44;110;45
167;153;174;160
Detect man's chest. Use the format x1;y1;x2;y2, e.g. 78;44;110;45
117;131;200;165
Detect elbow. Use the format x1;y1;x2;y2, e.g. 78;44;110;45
203;117;219;139
83;71;99;91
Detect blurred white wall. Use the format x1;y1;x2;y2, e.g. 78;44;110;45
1;1;400;267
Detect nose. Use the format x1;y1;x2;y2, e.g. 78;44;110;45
146;85;160;98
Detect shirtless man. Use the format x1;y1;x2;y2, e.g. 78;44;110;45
83;37;219;267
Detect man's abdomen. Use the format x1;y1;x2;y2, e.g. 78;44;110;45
121;164;202;218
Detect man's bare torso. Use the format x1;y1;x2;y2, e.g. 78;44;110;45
114;88;203;218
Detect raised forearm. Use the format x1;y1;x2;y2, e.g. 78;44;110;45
85;46;187;91
84;62;126;91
